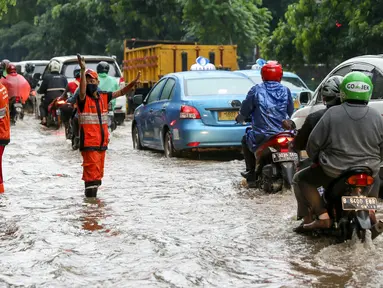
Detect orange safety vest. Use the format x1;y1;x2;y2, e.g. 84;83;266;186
78;92;109;151
0;83;10;145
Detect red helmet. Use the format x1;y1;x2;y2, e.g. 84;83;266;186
6;64;16;74
261;61;283;82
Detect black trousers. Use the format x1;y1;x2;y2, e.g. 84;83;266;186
241;135;256;171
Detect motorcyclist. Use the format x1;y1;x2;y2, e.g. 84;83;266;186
97;61;119;110
0;64;31;123
284;76;344;153
288;75;343;232
236;61;294;187
295;71;383;231
38;61;67;125
1;59;10;77
23;63;36;89
61;65;81;146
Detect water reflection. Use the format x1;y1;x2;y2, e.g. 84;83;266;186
80;198;106;232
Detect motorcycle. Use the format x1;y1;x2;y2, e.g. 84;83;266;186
253;131;298;193
108;102;117;133
47;96;67;129
24;89;36;114
312;166;383;243
9;95;24;125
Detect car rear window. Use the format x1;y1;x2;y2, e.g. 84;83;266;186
184;78;253;96
34;64;47;75
250;75;308;89
62;61;121;78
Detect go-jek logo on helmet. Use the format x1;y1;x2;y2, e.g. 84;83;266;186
345;81;371;93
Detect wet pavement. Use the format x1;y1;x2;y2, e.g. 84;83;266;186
0;115;383;287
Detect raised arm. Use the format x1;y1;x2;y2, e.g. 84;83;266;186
111;72;141;99
77;54;86;101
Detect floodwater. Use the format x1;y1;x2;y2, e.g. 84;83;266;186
0;116;383;287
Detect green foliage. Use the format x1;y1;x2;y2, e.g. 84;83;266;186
179;0;272;58
0;0;16;18
0;0;274;64
261;0;383;67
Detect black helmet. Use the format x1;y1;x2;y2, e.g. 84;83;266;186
73;65;81;78
25;63;35;73
321;75;343;107
97;61;109;74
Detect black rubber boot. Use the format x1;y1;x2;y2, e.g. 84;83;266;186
85;187;98;198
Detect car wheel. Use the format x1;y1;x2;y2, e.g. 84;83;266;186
132;125;143;150
164;130;179;158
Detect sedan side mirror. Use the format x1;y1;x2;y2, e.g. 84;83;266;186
133;94;144;105
299;91;312;106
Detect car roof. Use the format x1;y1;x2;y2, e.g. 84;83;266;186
234;69;299;78
50;55;116;63
167;70;252;80
339;55;383;70
16;60;50;65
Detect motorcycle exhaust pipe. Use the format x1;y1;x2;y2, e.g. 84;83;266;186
371;220;383;240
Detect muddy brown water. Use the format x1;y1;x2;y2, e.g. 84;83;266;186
0;116;382;287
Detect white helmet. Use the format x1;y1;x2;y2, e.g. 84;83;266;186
50;61;60;73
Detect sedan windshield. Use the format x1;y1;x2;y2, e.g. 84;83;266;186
185;78;254;96
250;75;308;90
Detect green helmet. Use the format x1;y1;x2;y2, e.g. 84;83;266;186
340;71;373;102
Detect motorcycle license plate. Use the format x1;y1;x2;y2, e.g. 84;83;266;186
272;152;298;163
56;109;61;116
14;103;23;108
108;111;114;116
342;196;378;211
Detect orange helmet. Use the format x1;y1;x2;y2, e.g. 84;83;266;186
85;69;98;80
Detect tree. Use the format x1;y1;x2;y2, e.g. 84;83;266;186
262;0;296;31
0;0;16;18
261;0;383;67
179;0;272;63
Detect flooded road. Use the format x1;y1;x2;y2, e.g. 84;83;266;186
1;116;383;287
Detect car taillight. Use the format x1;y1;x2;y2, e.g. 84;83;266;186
347;174;374;186
180;105;201;119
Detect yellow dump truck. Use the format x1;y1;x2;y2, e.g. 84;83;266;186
123;39;239;94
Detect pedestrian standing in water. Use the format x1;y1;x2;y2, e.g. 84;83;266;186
0;62;10;193
76;54;140;198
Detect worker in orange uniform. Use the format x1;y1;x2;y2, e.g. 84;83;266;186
77;54;140;198
0;62;10;194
